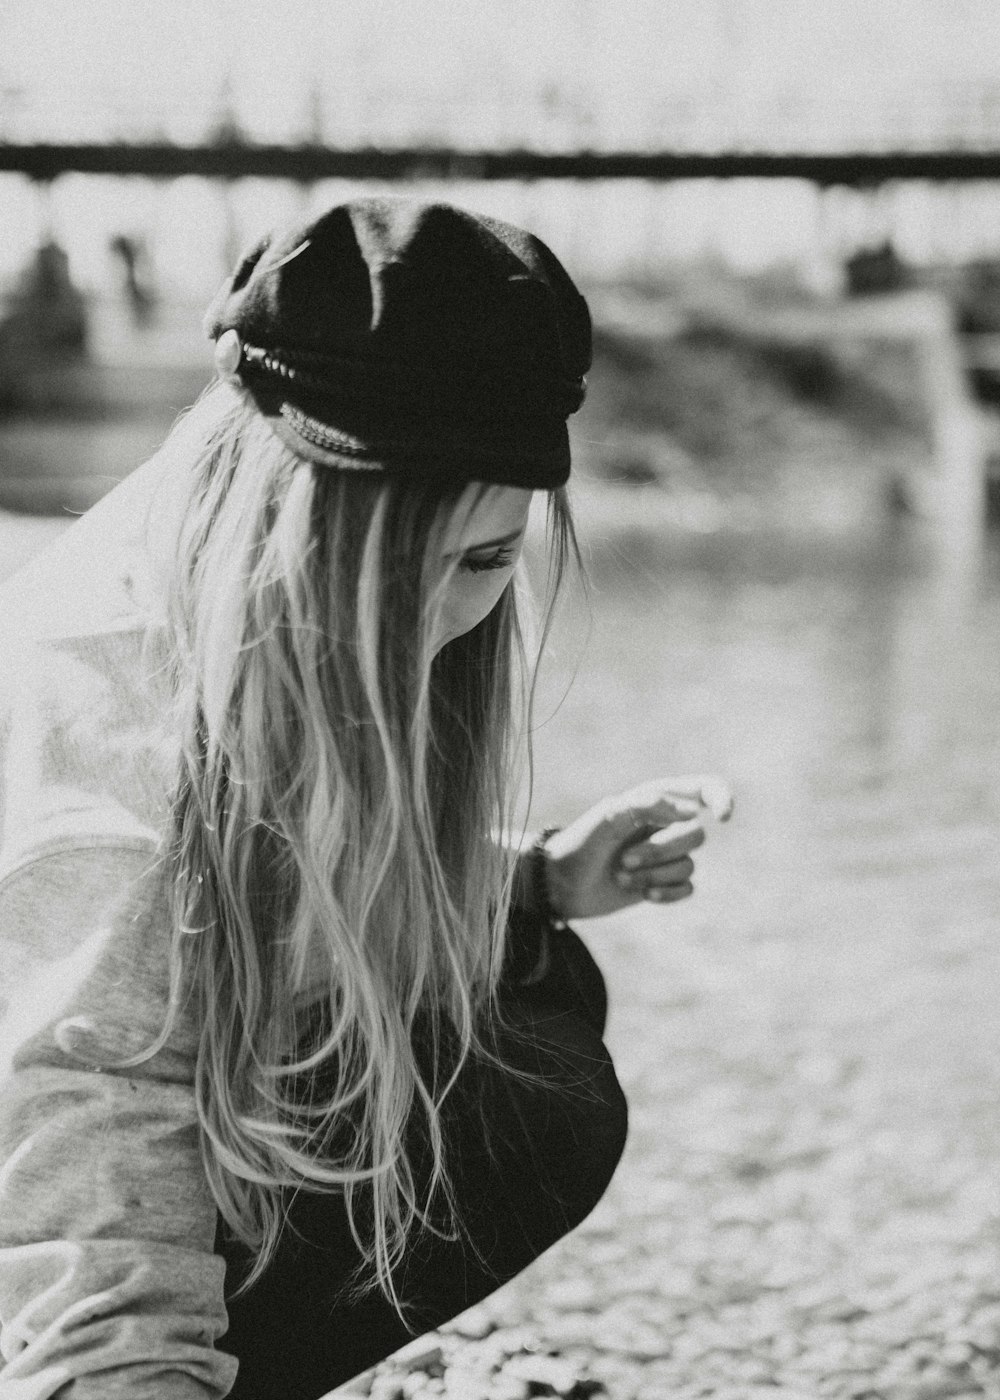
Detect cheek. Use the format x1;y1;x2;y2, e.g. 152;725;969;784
437;571;511;645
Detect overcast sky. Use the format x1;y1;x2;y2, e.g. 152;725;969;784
5;0;1000;148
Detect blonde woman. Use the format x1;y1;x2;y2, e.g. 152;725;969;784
0;198;731;1399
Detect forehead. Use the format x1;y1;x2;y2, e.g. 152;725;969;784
442;484;534;553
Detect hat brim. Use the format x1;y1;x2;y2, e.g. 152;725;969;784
268;407;572;491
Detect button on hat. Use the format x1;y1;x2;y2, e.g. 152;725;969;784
203;197;591;490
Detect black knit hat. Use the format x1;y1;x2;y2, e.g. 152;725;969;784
204;197;592;490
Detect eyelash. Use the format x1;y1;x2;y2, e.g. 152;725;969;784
461;548;516;574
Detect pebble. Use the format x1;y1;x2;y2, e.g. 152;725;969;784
502;1352;581;1392
541;1312;603;1349
483;1381;530;1400
443;1307;495;1341
441;1369;493;1397
367;1381;405;1400
390;1339;446;1372
542;1277;602;1311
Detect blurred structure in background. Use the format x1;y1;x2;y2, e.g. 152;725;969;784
0;240;87;362
3;0;1000;557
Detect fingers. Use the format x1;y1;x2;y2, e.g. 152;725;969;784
615;850;696;900
645;880;694;903
652;775;733;823
615;813;707;905
624;775;734;826
605;796;697;842
607;777;734;844
619;818;705;871
697;775;735;823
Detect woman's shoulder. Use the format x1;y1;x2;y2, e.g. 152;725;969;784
0;474;180;884
0;622;176;885
0;454;172;646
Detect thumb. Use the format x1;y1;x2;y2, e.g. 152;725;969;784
697;776;735;823
640;774;734;823
609;793;704;841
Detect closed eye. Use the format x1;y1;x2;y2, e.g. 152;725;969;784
461;548;517;573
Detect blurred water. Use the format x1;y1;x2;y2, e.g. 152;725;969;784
529;514;1000;847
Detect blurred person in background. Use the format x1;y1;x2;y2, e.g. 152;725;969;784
0;239;88;360
0;198;730;1400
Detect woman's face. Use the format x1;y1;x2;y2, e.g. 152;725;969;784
432;484;533;653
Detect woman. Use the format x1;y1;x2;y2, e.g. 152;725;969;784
0;198;730;1399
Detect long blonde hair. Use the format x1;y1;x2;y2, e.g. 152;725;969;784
137;381;578;1312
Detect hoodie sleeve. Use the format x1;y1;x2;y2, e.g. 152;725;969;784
0;844;238;1399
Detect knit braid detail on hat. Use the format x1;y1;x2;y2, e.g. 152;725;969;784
239;342;587;418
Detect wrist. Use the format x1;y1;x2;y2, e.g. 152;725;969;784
529;827;571;929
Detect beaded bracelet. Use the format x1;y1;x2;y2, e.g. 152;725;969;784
512;827;559;987
530;826;570;932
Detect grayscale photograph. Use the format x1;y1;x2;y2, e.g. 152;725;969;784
0;4;998;1398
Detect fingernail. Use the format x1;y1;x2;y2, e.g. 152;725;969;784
622;852;642;870
615;870;632;888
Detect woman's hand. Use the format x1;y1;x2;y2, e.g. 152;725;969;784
542;775;733;921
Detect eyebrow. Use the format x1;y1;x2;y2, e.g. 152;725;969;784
445;527;524;557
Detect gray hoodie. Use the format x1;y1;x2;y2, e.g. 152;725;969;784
0;460;238;1398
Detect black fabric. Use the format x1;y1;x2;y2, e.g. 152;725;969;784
203;197;592;488
214;917;627;1400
